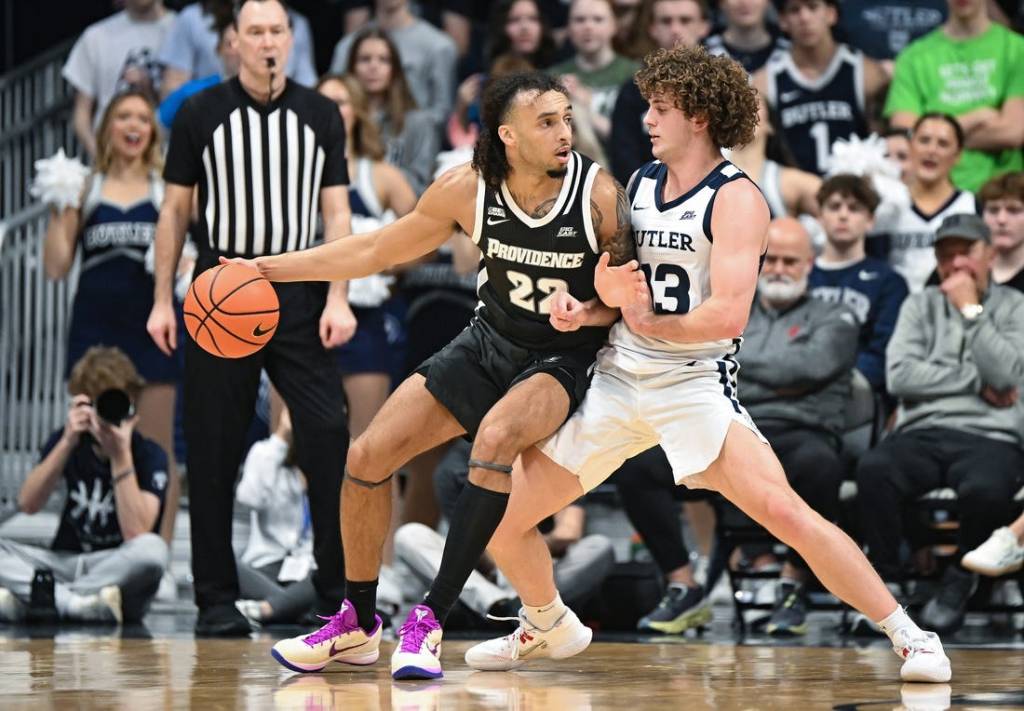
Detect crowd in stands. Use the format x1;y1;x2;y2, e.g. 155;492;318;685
3;0;1024;641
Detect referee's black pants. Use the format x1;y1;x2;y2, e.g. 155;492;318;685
184;275;348;611
856;427;1024;581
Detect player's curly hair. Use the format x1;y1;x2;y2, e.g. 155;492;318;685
635;45;758;150
472;72;569;192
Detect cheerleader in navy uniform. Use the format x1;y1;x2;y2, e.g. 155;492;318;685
42;90;182;544
316;74;417;437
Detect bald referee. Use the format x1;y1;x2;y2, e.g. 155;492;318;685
147;0;354;636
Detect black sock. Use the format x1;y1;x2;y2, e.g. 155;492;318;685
424;482;510;624
345;578;378;632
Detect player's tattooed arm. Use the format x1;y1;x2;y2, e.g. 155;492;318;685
592;172;636;266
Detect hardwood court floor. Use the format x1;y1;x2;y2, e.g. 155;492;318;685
0;636;1021;710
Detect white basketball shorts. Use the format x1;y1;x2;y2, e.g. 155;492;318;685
539;347;767;492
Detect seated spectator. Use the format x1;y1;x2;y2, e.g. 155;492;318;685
981;171;1024;291
885;0;1024;192
856;213;1024;634
158;0;316;100
753;0;888;175
741;217;859;635
342;28;440;194
727;95;821;218
963;511;1024;578
233;410;317;625
450;55;536;150
316;74;417;438
42;91;182;545
883;127;912;182
705;0;789;74
612;446;713;634
158;11;240;130
394;440;615;624
810;175;909;393
886;114;976;292
609;0;709;184
837;0;946;68
484;0;559;70
549;0;640;161
62;0;176;158
0;347;169;624
611;0;645;58
329;0;457;130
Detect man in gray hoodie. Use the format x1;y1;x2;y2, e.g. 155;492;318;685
856;213;1024;634
742;217;860;635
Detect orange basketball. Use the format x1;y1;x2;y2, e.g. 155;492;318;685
183;263;279;358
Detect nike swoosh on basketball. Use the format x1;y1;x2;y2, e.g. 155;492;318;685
487;217;510;226
252;323;274;337
329;639;368;657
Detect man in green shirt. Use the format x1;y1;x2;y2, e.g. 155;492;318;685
549;0;639;160
885;0;1024;192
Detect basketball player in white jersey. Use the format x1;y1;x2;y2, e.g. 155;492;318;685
464;46;952;684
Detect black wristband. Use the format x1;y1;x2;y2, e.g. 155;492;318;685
112;468;135;485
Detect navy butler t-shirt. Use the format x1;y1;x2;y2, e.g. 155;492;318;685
38;429;169;552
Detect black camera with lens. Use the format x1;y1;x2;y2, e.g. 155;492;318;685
95;388;135;425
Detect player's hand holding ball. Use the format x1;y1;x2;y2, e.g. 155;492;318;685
549;291;584;332
594;252;646;308
184;261;279;358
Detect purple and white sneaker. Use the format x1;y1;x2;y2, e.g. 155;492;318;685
391;604;444;680
271;600;382;673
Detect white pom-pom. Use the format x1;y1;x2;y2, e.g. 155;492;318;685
826;133;910;232
30;148;91;211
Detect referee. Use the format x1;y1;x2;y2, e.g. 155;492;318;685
147;0;354;636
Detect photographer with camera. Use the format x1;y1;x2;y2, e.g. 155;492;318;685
0;347;169;625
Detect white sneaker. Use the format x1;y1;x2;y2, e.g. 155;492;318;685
893;629;952;683
68;586;122;624
465;607;592;671
0;587;26;622
962;527;1024;577
391;604;444;680
271;600;382;673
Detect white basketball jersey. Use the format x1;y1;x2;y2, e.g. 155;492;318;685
608;160;752;368
887;191;976;293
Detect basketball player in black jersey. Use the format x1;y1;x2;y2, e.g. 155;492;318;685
228;72;643;679
752;0;888;175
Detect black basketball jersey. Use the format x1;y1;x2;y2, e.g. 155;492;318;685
471;151;605;351
764;44;869;175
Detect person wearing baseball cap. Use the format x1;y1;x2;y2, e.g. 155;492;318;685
855;209;1024;636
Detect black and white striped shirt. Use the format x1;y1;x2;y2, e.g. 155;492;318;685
164;77;348;258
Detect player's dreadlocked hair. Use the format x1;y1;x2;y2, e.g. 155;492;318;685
472;72;569;192
636;45;758;150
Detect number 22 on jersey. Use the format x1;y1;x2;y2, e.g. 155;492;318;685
641;263;691;314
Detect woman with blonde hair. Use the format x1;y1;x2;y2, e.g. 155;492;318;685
41;90;182;547
316;73;416;439
344;28;439;194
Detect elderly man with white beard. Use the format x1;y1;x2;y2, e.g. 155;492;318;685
736;217;860;636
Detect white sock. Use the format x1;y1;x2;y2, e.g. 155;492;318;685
523;592;566;631
876;605;922;641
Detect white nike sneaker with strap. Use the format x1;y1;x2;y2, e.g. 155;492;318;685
893;628;952;682
464;607;592;671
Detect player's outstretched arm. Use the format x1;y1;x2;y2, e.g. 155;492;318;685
623;179;769;343
246;165;477;283
591;171;644;310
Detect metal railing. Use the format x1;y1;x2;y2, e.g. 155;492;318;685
0;38;78;220
0;203;78;519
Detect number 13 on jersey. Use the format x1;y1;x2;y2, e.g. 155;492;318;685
641;263;691;314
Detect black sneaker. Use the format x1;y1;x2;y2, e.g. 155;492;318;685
196;603;252;637
637;584;711;634
766;581;809;636
27;569;59;624
921;566;977;634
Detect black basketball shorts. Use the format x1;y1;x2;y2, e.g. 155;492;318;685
415;317;599;438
